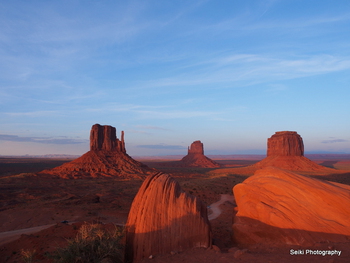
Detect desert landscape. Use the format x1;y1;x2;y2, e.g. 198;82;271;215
0;125;349;263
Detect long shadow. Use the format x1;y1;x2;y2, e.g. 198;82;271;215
125;213;212;263
233;216;350;249
319;160;339;168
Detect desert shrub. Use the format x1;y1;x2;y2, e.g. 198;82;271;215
50;223;124;263
21;249;36;263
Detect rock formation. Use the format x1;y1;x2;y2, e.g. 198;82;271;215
39;124;154;179
253;131;332;172
180;140;220;168
267;131;304;156
233;167;350;246
125;172;211;262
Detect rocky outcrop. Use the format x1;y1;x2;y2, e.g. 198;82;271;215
253;131;332;172
267;131;304;156
233;167;350;246
180;141;220;168
125;172;211;262
90;124;126;152
38;124;154;179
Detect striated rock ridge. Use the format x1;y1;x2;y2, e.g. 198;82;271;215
180;140;220;168
233;167;350;246
253;131;331;172
125;172;212;262
39;124;154;179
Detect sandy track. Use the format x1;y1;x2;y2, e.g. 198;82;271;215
0;224;56;246
0;194;233;246
208;194;234;221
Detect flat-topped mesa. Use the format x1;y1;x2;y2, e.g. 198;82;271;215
90;124;125;153
181;140;220;168
187;140;204;155
251;131;333;172
267;131;304;157
125;172;212;262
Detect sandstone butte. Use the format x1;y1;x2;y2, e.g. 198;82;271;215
180;140;220;168
233;166;350;246
125;172;212;262
252;131;334;172
39;124;154;179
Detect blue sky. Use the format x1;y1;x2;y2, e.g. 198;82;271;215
1;0;350;156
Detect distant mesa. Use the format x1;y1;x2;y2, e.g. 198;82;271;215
252;131;333;172
180;140;220;168
39;124;154;179
233;166;350;246
125;172;212;262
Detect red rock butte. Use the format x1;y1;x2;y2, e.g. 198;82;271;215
125;172;212;262
233;167;350;246
253;131;332;172
180;140;220;168
38;124;154;179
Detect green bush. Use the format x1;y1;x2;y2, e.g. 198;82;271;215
50;223;124;263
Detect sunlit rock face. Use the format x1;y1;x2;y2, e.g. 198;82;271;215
267;131;304;156
253;131;332;172
232;167;350;246
38;124;153;179
180;140;220;168
125;172;212;262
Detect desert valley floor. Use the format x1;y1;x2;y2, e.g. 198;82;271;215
0;155;350;263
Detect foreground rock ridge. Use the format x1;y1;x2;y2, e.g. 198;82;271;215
253;131;332;172
233;167;350;246
39;124;154;179
180;140;220;168
125;172;212;262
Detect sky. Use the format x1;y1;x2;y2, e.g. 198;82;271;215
1;0;350;156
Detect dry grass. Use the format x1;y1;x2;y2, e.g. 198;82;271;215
50;223;124;263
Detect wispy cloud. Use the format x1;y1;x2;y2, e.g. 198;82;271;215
134;125;170;131
321;139;348;144
137;144;186;150
0;134;87;145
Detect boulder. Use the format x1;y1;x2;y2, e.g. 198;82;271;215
125;172;211;262
180;141;220;168
233;167;350;246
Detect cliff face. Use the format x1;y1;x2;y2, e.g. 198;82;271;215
90;124;126;153
233;167;350;246
267;131;304;156
125;172;211;262
180;141;220;168
38;124;153;179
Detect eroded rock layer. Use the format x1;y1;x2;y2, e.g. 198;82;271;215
233;167;350;246
38;124;153;179
125;172;211;262
180;140;220;168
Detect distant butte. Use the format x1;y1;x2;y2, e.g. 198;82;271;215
38;124;155;179
252;131;333;172
180;140;220;168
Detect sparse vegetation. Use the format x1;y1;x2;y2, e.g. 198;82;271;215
21;249;36;263
50;223;124;263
